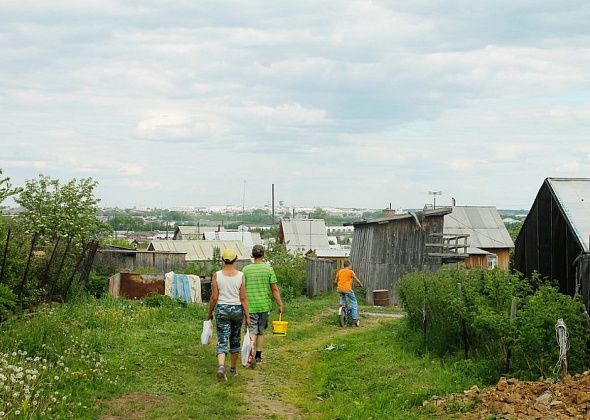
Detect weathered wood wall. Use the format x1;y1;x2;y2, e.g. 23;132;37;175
95;250;186;273
350;214;445;304
306;257;335;298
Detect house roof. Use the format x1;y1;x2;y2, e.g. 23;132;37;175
203;231;263;251
546;178;590;252
173;225;225;239
350;208;451;226
148;240;249;261
279;219;330;252
466;247;493;255
444;206;514;249
312;248;351;258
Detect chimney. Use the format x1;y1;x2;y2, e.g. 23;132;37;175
382;208;396;218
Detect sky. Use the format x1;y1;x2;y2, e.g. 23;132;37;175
1;1;590;210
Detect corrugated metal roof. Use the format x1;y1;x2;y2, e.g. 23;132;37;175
466;247;493;255
547;178;590;252
173;225;225;239
148;240;249;261
280;219;330;253
313;248;350;258
444;206;514;249
203;231;263;252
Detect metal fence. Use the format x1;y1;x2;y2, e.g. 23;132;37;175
0;228;99;305
306;257;335;298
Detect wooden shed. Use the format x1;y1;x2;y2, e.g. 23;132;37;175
349;208;467;304
514;178;590;306
95;247;187;273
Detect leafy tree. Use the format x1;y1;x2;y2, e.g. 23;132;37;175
107;214;147;231
265;242;306;300
16;175;108;239
0;168;19;207
507;222;522;241
309;207;327;219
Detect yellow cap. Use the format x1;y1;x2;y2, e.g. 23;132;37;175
222;248;238;263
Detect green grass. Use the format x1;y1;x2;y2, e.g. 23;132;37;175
0;292;486;419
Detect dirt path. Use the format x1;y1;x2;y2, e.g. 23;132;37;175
238;310;390;419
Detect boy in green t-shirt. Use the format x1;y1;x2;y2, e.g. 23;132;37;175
243;244;284;364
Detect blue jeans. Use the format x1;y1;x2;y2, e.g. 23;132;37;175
339;291;359;320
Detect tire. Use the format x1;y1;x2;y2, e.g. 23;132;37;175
338;309;346;327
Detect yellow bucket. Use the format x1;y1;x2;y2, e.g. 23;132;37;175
272;314;288;336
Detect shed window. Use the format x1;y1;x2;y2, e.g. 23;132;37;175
487;254;498;270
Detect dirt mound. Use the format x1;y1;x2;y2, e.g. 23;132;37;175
424;372;590;419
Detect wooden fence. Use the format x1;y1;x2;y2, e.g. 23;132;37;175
306;257;335;298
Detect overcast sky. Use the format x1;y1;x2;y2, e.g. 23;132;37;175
1;1;589;210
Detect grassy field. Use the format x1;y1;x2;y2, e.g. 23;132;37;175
0;293;485;419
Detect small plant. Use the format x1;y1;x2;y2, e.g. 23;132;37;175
0;284;16;322
86;272;109;298
141;293;187;308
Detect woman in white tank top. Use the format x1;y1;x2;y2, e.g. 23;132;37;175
207;248;250;381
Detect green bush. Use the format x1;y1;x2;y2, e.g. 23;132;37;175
397;268;463;354
511;285;590;379
265;242;306;300
86;272;109;298
0;283;17;322
397;267;590;381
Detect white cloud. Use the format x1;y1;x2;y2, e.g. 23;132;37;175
1;1;590;208
0;160;48;169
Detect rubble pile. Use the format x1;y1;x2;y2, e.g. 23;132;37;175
423;371;590;419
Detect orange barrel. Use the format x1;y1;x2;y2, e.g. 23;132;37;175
373;289;390;306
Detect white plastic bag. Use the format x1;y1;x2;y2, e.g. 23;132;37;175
201;320;213;345
241;327;255;367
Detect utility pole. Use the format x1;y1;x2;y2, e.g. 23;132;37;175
272;183;275;225
242;180;246;242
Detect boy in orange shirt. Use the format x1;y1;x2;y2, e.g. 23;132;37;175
335;261;362;326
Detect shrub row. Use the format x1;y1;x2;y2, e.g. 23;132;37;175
397;268;590;381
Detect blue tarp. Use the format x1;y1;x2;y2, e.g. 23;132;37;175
171;273;192;302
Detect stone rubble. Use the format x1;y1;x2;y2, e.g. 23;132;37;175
423;371;590;419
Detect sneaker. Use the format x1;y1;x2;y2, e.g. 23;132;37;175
354;319;360;327
217;367;227;382
255;355;262;364
230;367;238;377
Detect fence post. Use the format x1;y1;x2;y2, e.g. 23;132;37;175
582;303;590;329
555;319;569;377
40;237;61;288
457;282;469;359
0;228;11;284
78;240;99;289
503;298;517;373
63;242;87;301
19;232;38;307
49;237;72;299
422;278;428;343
